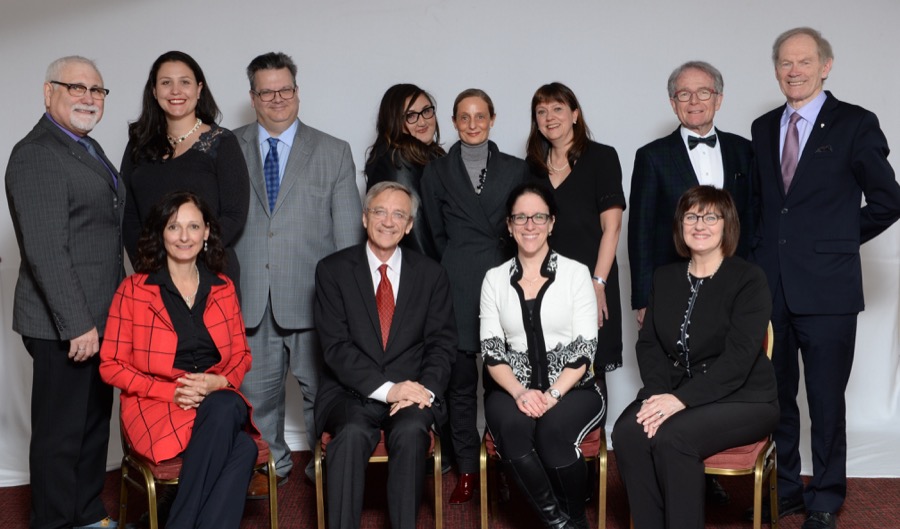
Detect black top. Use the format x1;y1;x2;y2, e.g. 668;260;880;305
121;124;250;282
146;263;225;373
534;141;627;371
365;147;439;259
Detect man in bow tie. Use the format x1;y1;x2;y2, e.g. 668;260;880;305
628;61;754;328
749;27;900;529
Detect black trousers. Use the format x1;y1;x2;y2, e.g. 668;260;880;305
445;350;481;473
24;337;112;529
613;398;779;529
166;391;258;529
322;394;433;529
771;281;857;513
484;387;605;468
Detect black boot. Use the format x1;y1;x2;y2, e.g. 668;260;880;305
547;456;590;529
502;450;573;529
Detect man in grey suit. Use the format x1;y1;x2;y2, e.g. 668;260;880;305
233;51;364;496
6;56;124;529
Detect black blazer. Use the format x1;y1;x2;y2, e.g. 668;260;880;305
637;257;776;407
750;92;900;315
628;127;753;310
313;244;457;433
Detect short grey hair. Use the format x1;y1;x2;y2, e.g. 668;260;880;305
45;56;101;83
771;27;834;65
364;181;419;221
667;61;724;98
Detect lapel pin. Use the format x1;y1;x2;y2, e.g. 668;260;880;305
820;123;825;128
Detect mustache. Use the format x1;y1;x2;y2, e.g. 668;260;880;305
72;103;100;113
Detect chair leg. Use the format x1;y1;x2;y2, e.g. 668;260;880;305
315;441;326;529
480;441;489;529
598;435;607;529
753;465;763;529
119;460;129;527
267;453;279;529
433;436;443;529
769;452;779;529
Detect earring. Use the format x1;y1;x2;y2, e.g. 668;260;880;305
573;120;577;125
203;240;208;252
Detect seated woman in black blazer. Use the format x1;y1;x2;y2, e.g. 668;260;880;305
612;185;779;529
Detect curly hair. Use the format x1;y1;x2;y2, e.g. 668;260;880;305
126;51;221;163
526;82;592;177
134;191;226;274
365;83;445;169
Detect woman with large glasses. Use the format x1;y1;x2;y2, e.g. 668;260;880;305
122;50;249;286
420;88;529;504
480;182;604;529
365;84;446;259
612;186;778;529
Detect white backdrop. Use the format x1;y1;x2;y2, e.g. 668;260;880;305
0;0;898;486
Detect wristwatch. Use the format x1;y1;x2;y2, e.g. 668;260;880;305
549;388;561;400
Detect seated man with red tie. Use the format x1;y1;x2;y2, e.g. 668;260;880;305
314;181;456;529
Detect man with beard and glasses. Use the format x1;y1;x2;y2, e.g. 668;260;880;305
6;56;125;529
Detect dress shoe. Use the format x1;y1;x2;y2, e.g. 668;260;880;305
705;475;730;505
744;494;804;522
74;517;118;528
247;470;288;500
449;472;477;504
802;511;837;529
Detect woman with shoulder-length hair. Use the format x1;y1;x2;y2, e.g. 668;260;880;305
420;88;530;504
122;50;249;286
365;83;445;259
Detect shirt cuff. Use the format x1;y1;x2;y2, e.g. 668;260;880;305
369;381;394;403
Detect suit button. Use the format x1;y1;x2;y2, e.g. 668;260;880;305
781;208;788;214
265;264;270;269
779;239;786;245
269;232;275;238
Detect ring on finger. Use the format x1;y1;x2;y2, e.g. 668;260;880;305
657;411;665;418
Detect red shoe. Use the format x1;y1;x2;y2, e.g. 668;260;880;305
449;473;477;504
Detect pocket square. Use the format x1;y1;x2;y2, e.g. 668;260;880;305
815;145;833;153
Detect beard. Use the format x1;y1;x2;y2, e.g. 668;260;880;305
68;104;101;133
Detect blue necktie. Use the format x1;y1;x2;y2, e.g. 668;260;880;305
78;137;117;188
264;137;280;212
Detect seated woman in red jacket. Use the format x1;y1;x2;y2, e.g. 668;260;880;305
100;191;258;529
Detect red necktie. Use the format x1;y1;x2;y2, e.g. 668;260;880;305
781;112;802;192
376;264;394;349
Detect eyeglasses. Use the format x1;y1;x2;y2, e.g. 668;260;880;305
672;88;717;103
509;213;552;226
252;87;297;102
50;81;109;99
405;105;435;124
367;208;410;222
683;213;723;226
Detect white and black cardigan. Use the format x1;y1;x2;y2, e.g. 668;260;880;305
479;250;598;391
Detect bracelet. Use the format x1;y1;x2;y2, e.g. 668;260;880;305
592;275;607;286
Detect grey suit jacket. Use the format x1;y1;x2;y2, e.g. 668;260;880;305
233;119;364;330
5;115;126;340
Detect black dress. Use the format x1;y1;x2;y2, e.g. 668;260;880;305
121;124;250;283
536;141;626;372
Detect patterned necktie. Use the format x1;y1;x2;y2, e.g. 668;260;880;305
687;134;717;150
781;112;802;192
376;264;395;349
78;137;117;188
264;137;280;212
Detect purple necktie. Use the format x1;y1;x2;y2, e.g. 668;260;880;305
264;137;280;212
781;112;802;192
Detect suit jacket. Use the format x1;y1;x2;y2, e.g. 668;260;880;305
5;115;125;339
99;272;257;463
233;120;364;330
637;257;776;407
420;140;529;350
628;127;753;310
750;92;900;314
313;244;457;434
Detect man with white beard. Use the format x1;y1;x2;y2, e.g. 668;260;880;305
6;56;125;529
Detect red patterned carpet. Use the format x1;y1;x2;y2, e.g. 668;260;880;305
1;451;897;528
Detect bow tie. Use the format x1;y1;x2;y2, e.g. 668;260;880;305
688;135;717;149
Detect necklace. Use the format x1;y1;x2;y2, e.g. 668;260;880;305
181;265;200;306
547;151;570;173
167;118;202;146
521;275;542;285
686;257;724;282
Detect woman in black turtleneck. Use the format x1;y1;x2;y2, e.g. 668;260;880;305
421;88;530;504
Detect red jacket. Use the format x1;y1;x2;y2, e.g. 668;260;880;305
100;272;256;463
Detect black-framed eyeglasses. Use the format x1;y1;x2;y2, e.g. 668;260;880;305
50;80;109;99
509;213;552;226
672;88;717;103
683;213;722;226
367;208;410;222
252;87;297;102
405;105;435;124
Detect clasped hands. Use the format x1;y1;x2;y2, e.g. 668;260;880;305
387;380;432;416
636;393;685;438
174;373;229;410
514;387;558;418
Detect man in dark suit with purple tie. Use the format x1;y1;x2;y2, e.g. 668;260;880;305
751;27;900;529
314;181;456;529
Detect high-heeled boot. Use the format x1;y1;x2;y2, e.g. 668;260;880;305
502;450;574;529
547;456;590;529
